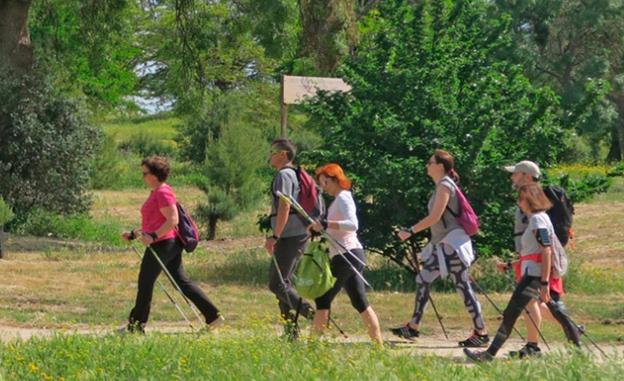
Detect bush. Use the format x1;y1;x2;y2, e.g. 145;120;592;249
13;209;124;246
119;131;176;157
90;134;126;190
546;173;613;203
196;118;268;240
0;197;14;227
0;68;101;214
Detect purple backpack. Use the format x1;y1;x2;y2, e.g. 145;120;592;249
175;202;200;252
446;182;480;236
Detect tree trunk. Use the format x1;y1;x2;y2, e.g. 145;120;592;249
0;0;34;73
207;216;218;241
0;226;4;259
608;92;624;162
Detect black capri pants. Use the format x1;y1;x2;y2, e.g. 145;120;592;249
315;249;369;313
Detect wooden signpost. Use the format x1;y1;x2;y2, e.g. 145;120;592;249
280;75;352;138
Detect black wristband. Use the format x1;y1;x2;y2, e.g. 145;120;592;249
148;232;157;240
540;280;549;286
506;260;512;269
128;231;136;241
320;219;328;230
271;234;280;241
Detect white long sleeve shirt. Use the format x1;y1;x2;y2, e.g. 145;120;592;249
326;190;363;257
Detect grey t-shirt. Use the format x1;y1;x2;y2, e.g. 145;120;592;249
429;176;463;244
519;212;554;277
514;208;529;253
271;167;307;238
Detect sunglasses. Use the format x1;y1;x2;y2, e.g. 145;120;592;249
269;149;287;156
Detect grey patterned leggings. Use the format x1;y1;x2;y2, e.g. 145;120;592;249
410;245;485;331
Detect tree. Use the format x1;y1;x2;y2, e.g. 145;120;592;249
195;97;268;240
0;70;101;215
494;0;624;161
0;0;33;73
304;0;565;270
0;196;14;258
28;0;141;108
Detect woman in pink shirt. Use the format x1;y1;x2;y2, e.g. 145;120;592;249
121;156;222;333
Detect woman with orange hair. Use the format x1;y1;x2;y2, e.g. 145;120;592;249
308;163;383;344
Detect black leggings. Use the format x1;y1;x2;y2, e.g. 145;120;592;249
315;249;369;314
129;239;220;325
488;275;541;356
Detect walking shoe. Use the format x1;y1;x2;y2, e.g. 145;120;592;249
389;324;420;340
117;321;145;335
508;343;542;359
562;323;582;347
458;331;490;347
206;315;225;331
282;321;300;342
463;348;494;362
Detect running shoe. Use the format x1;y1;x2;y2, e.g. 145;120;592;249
389;324;420;340
463;348;494;362
508;343;542;359
458;331;490;347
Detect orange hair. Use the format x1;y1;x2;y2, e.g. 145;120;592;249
315;163;352;190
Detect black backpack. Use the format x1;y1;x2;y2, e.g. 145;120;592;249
544;185;574;245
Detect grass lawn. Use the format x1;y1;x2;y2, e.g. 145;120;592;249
1;333;622;381
99;116;180;146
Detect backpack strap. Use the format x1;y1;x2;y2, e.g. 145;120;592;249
270;166;299;217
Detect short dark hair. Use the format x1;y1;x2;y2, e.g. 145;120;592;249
142;156;170;182
271;138;296;161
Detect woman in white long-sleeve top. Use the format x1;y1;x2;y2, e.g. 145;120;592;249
308;163;383;344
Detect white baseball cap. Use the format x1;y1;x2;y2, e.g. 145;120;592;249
504;160;541;178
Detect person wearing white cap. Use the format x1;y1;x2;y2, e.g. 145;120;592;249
493;160;580;359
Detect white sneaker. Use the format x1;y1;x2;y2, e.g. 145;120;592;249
206;315;225;331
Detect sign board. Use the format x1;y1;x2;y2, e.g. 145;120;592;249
279;75;352;137
281;75;351;105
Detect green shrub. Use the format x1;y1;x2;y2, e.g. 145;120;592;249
119;131;176;157
0;197;14;226
546;173;613;203
90;134;126;190
13;209;124;246
0;68;101;214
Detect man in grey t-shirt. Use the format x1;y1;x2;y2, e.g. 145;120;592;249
265;138;313;338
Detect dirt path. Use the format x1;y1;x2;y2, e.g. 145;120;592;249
1;324;621;362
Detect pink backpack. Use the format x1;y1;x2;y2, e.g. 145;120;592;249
446;181;480;236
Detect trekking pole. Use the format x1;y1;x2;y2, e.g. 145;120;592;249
469;275;525;341
546;303;607;357
403;239;449;340
271;250;348;339
145;245;205;327
503;273;551;351
275;191;372;289
271;254;302;340
328;313;348;339
131;245;196;331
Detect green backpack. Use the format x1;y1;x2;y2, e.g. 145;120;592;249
294;241;336;299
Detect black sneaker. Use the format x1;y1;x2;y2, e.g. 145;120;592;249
509;343;542;359
389;324;420;340
458;331;490;347
117;321;145;335
463;348;494;362
282;321;300;342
